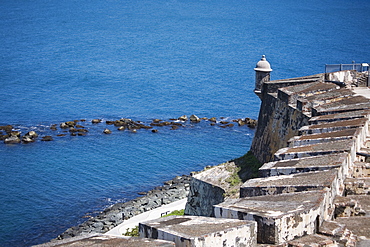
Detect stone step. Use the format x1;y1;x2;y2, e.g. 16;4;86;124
299;117;367;135
274;139;356;161
240;169;343;198
139;215;257;247
344;177;370;195
214;190;333;244
298;88;353;114
309;109;370;125
350;162;370;177
346;195;370;215
259;153;348;177
333;196;365;218
278;81;338;106
287;233;338;247
312;95;370;116
335;216;370;243
288;128;358;147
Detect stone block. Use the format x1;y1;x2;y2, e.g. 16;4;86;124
259;153;348;177
350;162;370;178
214;190;333;244
139;216;257;247
299;118;367;135
287;233;337;247
240;169;343;198
309;109;370;125
344;177;370;195
312;95;370;116
288;128;358;147
274;139;356;161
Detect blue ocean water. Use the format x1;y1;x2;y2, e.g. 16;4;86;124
0;0;369;246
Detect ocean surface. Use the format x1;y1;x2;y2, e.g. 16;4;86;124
0;0;369;246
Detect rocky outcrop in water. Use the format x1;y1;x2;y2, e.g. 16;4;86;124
1;116;257;145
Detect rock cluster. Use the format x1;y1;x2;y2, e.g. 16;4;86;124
1;116;257;144
55;175;191;240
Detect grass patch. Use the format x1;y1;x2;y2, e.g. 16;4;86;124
232;150;262;182
162;209;185;217
123;226;139;237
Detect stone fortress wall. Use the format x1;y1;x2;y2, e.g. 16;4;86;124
139;56;370;246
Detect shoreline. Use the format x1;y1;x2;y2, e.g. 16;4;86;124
51;174;191;242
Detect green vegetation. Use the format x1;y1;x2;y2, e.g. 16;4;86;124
225;167;242;186
233;151;262;182
162;209;185;217
224;150;262;186
123;226;139;237
222;151;262;198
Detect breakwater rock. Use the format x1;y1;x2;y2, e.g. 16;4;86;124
55;175;191;240
0;115;257;145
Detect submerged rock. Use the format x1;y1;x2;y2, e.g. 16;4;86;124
41;136;53;141
0;125;13;134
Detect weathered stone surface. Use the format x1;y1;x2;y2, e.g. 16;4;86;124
251;92;310;164
309;109;370;124
184;176;225;217
139;216;257;247
312;95;370;116
287;233;337;247
35;234;175;247
336;217;370;240
259;153;348;177
344;177;370;195
299;118;368;135
274;139;356;161
214;190;332;244
289;128;359;147
240;169;342;198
